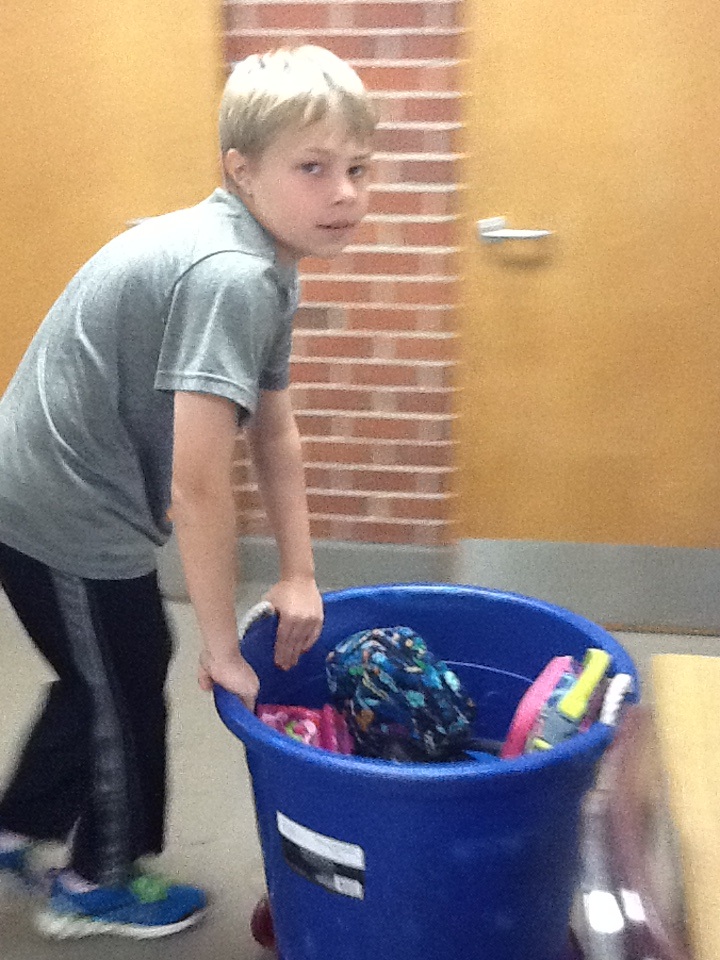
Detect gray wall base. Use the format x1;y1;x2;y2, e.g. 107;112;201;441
157;534;454;601
456;538;720;633
158;534;720;633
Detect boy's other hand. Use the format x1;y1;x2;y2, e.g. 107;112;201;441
264;578;324;671
198;648;260;711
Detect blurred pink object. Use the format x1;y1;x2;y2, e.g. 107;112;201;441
256;704;354;754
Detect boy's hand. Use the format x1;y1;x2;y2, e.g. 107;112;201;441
264;578;324;671
198;648;260;711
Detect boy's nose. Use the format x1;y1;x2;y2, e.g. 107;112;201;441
333;178;358;203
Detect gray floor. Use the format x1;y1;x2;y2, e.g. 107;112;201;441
0;587;272;960
0;585;717;958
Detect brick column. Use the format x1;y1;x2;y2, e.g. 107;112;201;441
224;0;462;550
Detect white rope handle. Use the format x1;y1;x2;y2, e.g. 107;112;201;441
600;673;634;726
237;600;275;641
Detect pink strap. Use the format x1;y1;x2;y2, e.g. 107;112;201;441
501;657;575;759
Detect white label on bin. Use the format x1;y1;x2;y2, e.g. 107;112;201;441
276;812;365;900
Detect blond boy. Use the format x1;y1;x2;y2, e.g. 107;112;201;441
0;46;375;938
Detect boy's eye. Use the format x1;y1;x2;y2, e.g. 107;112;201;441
300;161;322;174
348;164;368;180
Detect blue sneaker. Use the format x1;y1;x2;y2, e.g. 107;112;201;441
0;844;36;891
35;871;207;939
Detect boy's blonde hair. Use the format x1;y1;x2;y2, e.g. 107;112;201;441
219;46;377;158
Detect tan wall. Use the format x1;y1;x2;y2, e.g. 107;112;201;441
1;1;224;391
455;0;720;550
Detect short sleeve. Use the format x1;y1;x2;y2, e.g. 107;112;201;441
155;252;287;414
258;313;293;391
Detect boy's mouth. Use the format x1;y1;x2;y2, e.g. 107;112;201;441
318;221;356;231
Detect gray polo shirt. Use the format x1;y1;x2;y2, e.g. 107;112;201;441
0;189;298;579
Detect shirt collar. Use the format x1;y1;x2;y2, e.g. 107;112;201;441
208;188;297;289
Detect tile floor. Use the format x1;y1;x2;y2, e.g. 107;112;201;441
0;585;717;959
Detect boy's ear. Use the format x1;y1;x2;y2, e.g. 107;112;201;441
223;149;253;196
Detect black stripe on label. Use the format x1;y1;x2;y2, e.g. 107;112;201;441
276;813;365;900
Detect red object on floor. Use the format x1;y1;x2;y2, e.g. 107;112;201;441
251;896;276;950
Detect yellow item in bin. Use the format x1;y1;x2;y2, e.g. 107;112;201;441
501;648;613;759
531;648;611;752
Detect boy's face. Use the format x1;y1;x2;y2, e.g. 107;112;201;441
226;118;373;264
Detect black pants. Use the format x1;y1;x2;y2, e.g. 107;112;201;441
0;542;173;885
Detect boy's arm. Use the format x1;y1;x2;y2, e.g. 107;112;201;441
247;387;324;670
171;390;259;708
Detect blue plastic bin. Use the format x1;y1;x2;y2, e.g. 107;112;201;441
215;583;638;960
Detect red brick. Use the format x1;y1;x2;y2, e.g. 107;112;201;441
238;495;451;544
349;220;377;245
306;466;422;495
359;62;460;94
304;465;353;489
360;219;459;248
226;4;332;30
353;518;446;545
364;361;431;387
224;34;375;62
392;34;462;60
392;388;453;415
389;158;459;186
381;494;448;521
289;359;337;383
300;435;453;469
373;128;427;153
372;126;463;155
351;414;441;441
397;442;453;468
351;416;420;441
307;515;349;539
310;516;338;538
391;335;456;362
293;358;421;388
368;188;459;217
340;305;454;332
293;333;377;358
307;492;369;515
375;93;462;125
301;249;456;277
259;5;332;29
301;276;456;306
294;304;347;330
353;4;427;29
299;277;371;303
302;438;375;464
293;385;375;412
294;413;335;436
225;32;463;65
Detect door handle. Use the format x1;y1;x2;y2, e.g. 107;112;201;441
478;217;553;243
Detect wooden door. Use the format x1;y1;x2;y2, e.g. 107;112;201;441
0;1;223;390
456;0;720;550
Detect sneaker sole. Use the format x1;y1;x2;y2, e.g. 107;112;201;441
35;907;206;940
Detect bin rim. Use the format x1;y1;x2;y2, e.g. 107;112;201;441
319;581;630;646
214;582;635;783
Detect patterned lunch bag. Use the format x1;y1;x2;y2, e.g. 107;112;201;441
326;626;477;762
